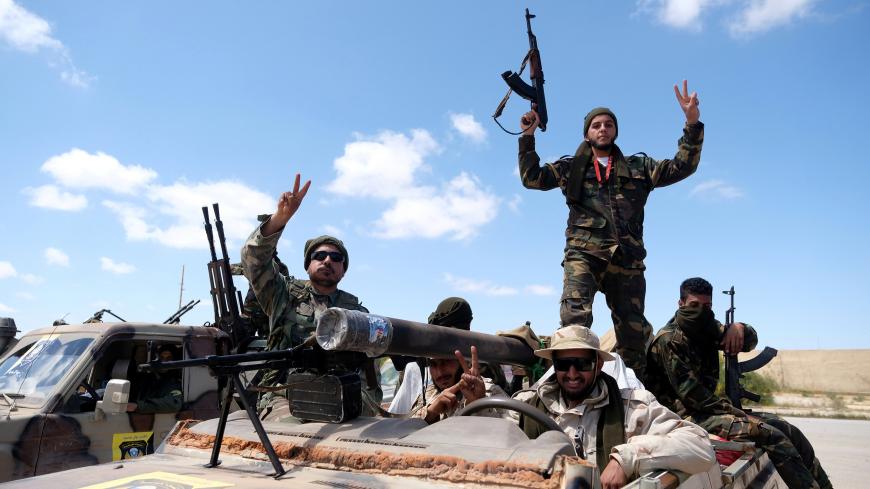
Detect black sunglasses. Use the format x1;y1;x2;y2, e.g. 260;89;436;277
553;357;597;372
310;250;345;263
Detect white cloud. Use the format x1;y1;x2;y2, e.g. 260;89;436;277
41;148;157;194
373;173;500;240
0;303;13;313
104;180;273;249
45;247;69;267
449;113;487;143
100;257;135;274
20;273;43;285
322;225;343;238
0;0;93;87
328;130;440;200
23;184;87;211
327;130;500;241
637;0;714;30
0;261;16;279
525;284;557;296
30;148;274;250
728;0;815;37
444;273;518;297
689;179;744;199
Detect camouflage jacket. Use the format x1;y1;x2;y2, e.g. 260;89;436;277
409;377;507;423
646;316;758;418
241;223;367;386
134;376;183;414
518;122;704;263
511;377;714;478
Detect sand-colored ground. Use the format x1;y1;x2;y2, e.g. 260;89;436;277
744;349;870;394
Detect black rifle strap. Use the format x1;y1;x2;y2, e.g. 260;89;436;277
493;51;532;136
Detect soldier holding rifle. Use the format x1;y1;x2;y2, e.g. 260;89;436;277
517;81;704;381
646;277;832;489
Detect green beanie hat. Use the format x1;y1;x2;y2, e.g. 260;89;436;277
427;297;473;330
583;107;618;140
303;235;349;271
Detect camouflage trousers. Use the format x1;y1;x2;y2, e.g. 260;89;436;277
693;411;832;489
560;245;652;382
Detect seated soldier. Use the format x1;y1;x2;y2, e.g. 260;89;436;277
511;325;715;488
410;345;507;424
392;297;507;415
646;277;832;489
126;345;183;414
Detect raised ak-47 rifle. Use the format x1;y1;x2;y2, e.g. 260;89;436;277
722;286;778;410
493;8;548;135
203;203;252;352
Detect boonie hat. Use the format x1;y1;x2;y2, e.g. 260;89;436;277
534;325;614;362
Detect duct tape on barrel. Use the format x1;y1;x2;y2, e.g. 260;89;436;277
316;308;393;357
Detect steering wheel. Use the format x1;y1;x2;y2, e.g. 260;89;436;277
456;397;563;434
78;380;102;400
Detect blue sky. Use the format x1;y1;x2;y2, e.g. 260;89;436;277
1;1;868;350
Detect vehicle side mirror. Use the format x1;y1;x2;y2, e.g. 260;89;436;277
96;379;130;415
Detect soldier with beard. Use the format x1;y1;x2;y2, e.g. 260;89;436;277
511;325;714;489
517;81;704;382
241;174;377;422
646;277;832;489
406;298;509;422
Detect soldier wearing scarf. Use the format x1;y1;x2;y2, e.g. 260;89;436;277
517;81;703;382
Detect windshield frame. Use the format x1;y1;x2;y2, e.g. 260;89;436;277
0;331;98;409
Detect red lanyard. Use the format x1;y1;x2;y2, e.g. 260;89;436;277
593;155;612;186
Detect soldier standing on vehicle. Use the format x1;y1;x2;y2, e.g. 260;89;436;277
510;325;714;488
241;174;376;422
646;277;832;489
518;81;704;382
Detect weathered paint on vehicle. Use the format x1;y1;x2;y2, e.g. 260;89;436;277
0;322;228;482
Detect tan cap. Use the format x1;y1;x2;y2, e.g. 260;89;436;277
534;325;614;362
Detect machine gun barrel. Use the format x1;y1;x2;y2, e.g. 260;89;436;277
316;308;536;366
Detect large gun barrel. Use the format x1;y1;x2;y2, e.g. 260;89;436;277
316;308;536;366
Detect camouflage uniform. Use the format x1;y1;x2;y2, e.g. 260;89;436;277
646;314;832;489
132;376;183;414
518;122;703;381
240;223;378;420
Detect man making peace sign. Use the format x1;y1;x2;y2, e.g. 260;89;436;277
517;81;704;382
241;174;378;421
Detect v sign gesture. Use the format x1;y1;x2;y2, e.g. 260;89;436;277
263;173;311;236
674;79;700;124
455;346;486;403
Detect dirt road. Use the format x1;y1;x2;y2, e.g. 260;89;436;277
785;416;870;488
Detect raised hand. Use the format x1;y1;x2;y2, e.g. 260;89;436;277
673;79;700;124
455;346;486;403
521;110;540;136
263;173;311;236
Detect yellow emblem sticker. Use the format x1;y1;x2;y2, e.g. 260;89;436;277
111;431;154;461
79;471;234;489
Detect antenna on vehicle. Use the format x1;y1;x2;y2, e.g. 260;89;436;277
178;265;185;309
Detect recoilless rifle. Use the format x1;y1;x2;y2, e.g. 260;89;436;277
722;286;778;410
141;308;537;478
493;8;548;134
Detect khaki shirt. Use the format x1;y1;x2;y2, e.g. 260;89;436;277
511;378;714;478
